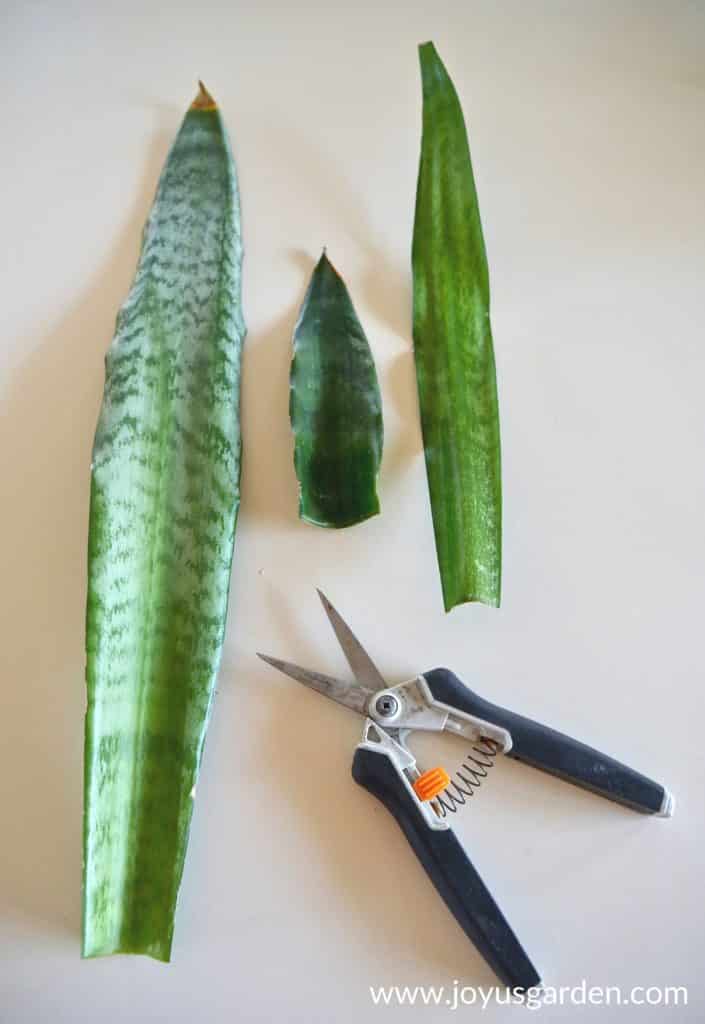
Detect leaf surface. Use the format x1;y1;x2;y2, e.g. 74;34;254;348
290;252;383;528
412;42;502;611
83;84;245;960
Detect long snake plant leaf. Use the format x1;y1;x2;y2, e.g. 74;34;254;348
83;83;245;961
412;42;502;611
290;251;383;528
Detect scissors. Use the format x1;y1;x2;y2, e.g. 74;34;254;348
258;590;673;990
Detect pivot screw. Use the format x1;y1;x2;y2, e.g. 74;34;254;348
375;694;399;718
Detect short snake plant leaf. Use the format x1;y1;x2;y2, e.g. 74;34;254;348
412;42;502;611
83;83;245;961
290;251;383;528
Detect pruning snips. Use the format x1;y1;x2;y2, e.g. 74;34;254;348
258;591;673;990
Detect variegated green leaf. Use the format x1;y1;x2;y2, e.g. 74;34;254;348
290;251;383;528
83;83;245;960
413;42;502;611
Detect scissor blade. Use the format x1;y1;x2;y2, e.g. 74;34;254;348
316;589;387;692
257;653;373;715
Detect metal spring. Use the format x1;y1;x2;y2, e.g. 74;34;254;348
436;738;501;817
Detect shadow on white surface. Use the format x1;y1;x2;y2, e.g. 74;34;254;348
382;348;423;477
0;130;173;939
239;251;307;527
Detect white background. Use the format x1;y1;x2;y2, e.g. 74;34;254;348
1;1;703;1021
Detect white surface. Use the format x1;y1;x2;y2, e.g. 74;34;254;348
1;1;703;1021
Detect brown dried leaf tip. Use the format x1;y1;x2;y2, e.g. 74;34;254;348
191;80;217;110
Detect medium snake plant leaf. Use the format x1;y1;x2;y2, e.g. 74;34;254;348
290;251;383;527
83;83;245;961
412;42;502;611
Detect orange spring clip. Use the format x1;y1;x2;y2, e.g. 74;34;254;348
413;766;451;802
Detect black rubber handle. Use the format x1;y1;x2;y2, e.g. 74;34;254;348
352;746;541;990
424;668;668;815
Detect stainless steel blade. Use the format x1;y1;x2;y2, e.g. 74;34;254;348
257;653;373;715
316;589;387;692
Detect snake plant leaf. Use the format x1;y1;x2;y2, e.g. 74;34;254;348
83;82;245;961
412;42;502;612
290;251;383;528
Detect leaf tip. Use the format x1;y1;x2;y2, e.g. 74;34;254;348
191;80;217;111
418;40;439;63
418;39;451;96
317;247;338;277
